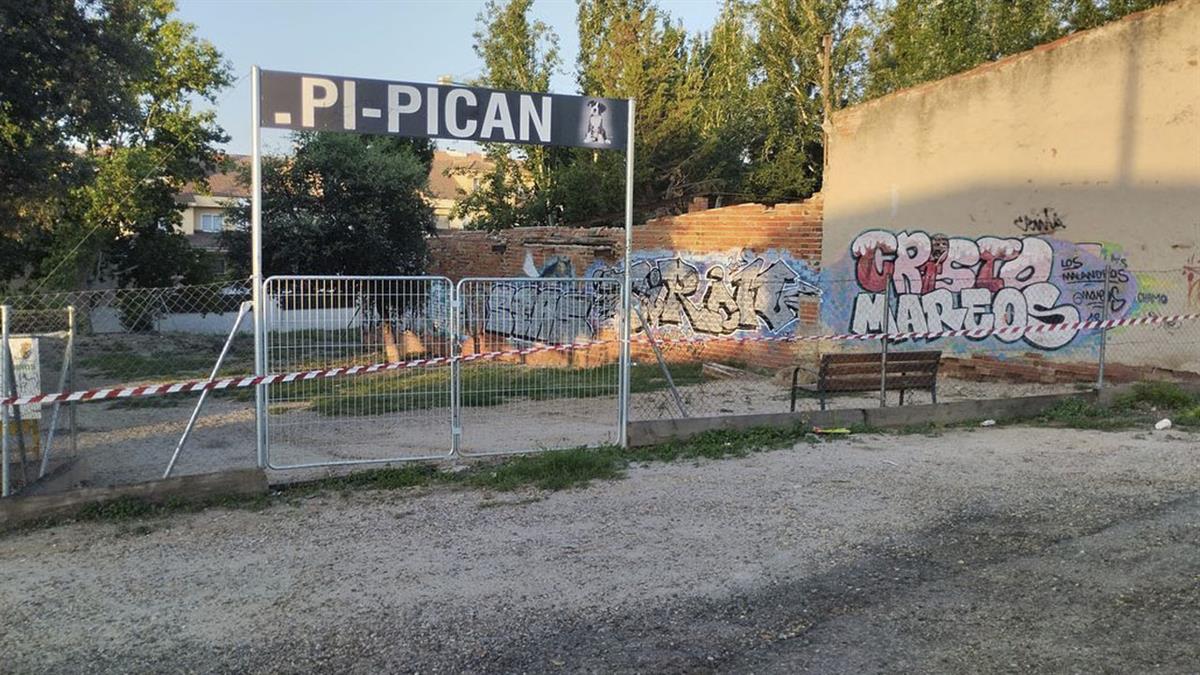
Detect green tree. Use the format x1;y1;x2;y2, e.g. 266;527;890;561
574;0;708;217
864;0;1172;99
0;0;230;290
746;0;870;202
222;133;436;278
453;0;561;230
689;1;758;201
222;132;435;361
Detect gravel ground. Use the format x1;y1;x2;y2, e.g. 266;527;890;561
30;375;1079;494
2;425;1197;673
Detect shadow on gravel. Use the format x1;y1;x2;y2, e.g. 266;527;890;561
473;491;1200;674
39;490;1200;674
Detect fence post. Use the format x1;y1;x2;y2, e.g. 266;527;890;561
880;284;890;408
450;281;461;457
1;305;8;497
1097;260;1111;389
164;301;251;478
634;299;687;418
67;306;77;457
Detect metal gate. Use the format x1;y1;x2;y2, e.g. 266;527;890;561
262;276;454;469
455;277;622;456
261;275;622;468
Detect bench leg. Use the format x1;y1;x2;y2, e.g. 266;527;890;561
899;389;905;406
931;383;937;405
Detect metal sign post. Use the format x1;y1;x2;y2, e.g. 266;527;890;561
252;66;267;468
250;67;636;461
618;100;635;447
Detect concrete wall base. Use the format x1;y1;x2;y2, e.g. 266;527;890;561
0;468;267;531
627;392;1100;447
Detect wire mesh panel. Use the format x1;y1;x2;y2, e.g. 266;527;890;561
0;281;258;495
1104;268;1200;381
456;277;621;456
1;307;75;496
263;276;454;468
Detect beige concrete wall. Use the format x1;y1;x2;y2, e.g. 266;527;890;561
820;0;1200;366
179;206;197;235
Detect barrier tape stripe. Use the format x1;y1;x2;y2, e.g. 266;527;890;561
0;339;611;407
641;313;1200;347
2;313;1196;408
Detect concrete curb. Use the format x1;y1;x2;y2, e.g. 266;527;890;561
627;391;1100;447
0;468;268;531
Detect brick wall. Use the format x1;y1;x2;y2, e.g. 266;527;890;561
427;226;622;280
427;196;825;373
427;194;824;281
424;196;1187;385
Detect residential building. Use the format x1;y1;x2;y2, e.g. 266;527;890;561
427;149;493;229
176;155;249;257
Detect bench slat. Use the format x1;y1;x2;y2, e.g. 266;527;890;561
824;362;940;377
821;351;941;363
820;376;936;392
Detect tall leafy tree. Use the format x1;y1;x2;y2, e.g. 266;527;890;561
222;133;436;278
864;0;1172;99
222;132;435;361
573;0;708;217
0;0;232;290
746;0;870;202
454;0;561;230
690;0;758;201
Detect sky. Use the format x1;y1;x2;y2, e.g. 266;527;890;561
175;0;723;156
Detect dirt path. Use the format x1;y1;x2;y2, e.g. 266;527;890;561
1;426;1197;673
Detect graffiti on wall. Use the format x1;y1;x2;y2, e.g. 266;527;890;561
1185;254;1200;309
836;230;1137;349
482;282;615;343
590;250;820;336
1013;208;1066;234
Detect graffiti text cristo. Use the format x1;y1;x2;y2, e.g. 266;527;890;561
849;230;1081;349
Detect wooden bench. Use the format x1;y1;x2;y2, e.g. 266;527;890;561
790;351;942;411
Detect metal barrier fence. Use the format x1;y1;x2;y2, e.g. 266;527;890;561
455;277;622;456
1;268;1197;497
0;281;257;496
262;276;454;468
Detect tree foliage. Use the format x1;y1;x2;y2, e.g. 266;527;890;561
0;0;232;290
453;0;561;230
459;0;1167;229
864;0;1172;98
223;133;436;278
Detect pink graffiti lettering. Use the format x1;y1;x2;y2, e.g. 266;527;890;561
847;230;1081;349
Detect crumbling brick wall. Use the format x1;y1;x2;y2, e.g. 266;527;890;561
428;196;825;373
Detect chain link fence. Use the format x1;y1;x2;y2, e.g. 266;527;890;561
1;268;1196;496
1;280;257;496
630;270;1200;421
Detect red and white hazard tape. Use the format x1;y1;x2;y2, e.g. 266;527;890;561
2;313;1195;408
639;312;1200;347
0;338;611;408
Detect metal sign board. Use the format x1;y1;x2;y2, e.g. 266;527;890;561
259;69;629;149
8;338;40;419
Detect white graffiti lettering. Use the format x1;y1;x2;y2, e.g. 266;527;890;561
595;254;820;335
848;230;1081;349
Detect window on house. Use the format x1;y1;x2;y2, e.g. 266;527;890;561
199;213;225;232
